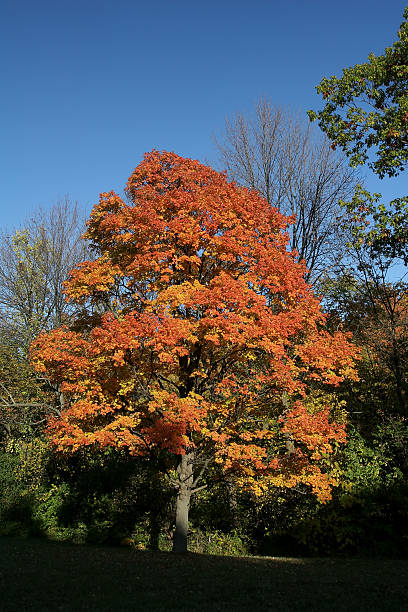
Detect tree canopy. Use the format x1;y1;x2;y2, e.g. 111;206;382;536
308;7;408;179
308;7;408;264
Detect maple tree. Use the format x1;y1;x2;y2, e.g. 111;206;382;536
30;151;359;552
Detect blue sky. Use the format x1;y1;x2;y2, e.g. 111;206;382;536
1;0;408;230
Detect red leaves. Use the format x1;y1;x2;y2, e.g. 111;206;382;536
295;330;360;385
30;151;360;502
281;401;347;456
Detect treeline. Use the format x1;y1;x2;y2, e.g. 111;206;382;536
1;9;408;557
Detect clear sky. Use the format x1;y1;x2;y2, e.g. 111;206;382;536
2;0;408;230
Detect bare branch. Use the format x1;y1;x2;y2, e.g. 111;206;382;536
214;100;360;285
191;484;208;495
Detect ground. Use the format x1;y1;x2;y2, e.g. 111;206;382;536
1;537;407;611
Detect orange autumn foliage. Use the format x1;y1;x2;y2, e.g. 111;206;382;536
30;151;359;501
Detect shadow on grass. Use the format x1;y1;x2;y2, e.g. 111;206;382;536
1;536;408;611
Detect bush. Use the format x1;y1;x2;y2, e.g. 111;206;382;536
188;528;250;556
293;482;408;556
252;420;408;557
0;451;38;536
287;421;408;556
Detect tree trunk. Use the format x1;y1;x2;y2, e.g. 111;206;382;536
282;390;295;454
172;451;194;553
390;335;406;417
226;477;239;529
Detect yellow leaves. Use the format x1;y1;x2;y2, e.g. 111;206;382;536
303;389;347;425
215;442;267;468
117;378;136;398
64;254;121;303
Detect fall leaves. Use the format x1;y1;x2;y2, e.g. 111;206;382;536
30;151;360;502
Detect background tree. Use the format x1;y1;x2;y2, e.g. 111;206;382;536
0;199;89;440
323;269;408;423
31;151;359;553
214;100;358;284
309;5;408;422
308;6;408;263
0;327;48;447
347;212;408;418
0;198;89;346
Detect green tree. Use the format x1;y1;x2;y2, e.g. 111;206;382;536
308;7;408;262
0;328;48;447
309;6;408;421
322;270;408;421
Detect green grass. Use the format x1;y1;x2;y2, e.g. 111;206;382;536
1;536;408;611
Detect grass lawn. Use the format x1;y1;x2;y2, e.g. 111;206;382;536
1;536;407;611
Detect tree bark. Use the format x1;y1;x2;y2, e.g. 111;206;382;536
172;451;194;553
282;390;295;454
391;335;406;417
226;477;239;529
